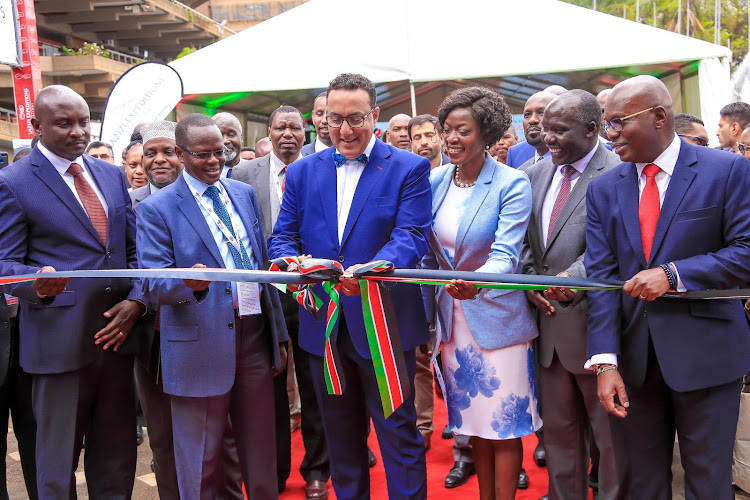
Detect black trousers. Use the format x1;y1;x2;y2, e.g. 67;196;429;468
615;338;742;500
275;294;330;486
0;319;37;500
33;350;136;500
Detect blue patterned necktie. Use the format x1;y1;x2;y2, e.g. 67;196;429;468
333;152;368;167
226;167;232;179
204;186;252;270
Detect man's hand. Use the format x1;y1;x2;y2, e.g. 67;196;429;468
597;367;629;418
94;299;142;351
183;263;210;292
273;343;288;377
445;279;479;301
339;264;364;296
543;271;576;302
286;255;311;293
623;268;670;301
32;266;69;297
526;290;555;316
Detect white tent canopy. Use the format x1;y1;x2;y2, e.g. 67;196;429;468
169;0;731;143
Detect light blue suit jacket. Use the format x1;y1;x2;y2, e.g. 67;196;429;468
136;175;288;397
422;154;538;350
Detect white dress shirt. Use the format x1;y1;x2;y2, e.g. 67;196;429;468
541;144;596;245
335;135;376;244
38;142;108;214
586;135;684;370
315;138;332;153
182;170;256;306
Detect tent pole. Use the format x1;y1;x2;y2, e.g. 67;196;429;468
409;80;417;116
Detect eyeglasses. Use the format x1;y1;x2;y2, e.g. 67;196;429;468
738;142;749;155
677;134;708;147
604;107;655;134
326;109;375;129
178;145;225;161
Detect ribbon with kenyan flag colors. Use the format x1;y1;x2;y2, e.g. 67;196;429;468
4;261;750;418
266;258;410;417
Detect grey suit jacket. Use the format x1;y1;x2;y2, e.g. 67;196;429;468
231;156;275;241
129;184;150;211
521;143;621;374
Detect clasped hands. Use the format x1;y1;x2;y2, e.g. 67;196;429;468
34;266;141;352
525;271;575;316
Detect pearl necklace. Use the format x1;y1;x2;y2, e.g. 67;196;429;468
454;166;476;188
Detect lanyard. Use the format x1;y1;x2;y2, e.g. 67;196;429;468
187;182;251;269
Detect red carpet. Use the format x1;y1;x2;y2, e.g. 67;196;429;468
280;398;560;499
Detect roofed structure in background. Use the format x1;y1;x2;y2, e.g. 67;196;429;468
171;0;731;146
0;0;232;151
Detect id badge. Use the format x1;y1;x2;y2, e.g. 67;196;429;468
238;282;262;316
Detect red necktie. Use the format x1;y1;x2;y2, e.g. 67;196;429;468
547;165;575;242
67;163;108;245
639;163;661;262
280;166;287;193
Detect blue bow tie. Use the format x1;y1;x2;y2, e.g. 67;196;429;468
333;152;368;167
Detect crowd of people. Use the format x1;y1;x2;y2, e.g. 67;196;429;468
0;71;749;500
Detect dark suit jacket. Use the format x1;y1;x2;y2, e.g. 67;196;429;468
586;140;750;391
0;148;143;374
136;175;288;397
0;295;11;387
268;138;431;358
522;143;621;374
231;155;275;242
507;141;536;168
300;139;331;157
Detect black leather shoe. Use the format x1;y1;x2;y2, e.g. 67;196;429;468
136;425;144;446
518;467;529;489
368;447;377;468
441;425;454;439
533;441;546;467
445;461;475;488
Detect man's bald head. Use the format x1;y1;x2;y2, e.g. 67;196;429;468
34;85;88;122
544;85;568;96
523;91;558;151
254;137;272;158
605;75;674;163
597;89;613;139
32;85;91;161
212;112;243;166
388;114;412;150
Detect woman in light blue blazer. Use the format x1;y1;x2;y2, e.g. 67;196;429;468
423;87;541;500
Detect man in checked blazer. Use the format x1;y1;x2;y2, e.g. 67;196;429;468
522;90;624;500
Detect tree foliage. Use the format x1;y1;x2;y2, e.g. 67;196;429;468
561;0;748;68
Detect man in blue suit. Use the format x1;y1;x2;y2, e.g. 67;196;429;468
136;113;288;499
586;75;750;499
269;73;431;500
507;91;555;169
0;85;145;499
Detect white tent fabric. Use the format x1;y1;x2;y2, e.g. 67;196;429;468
170;0;731;96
